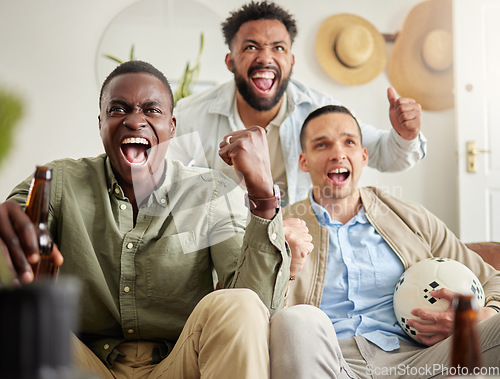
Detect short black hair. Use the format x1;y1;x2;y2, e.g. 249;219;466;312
99;60;174;113
221;1;298;49
300;105;362;150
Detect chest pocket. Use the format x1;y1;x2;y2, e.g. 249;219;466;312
146;231;210;299
368;245;404;295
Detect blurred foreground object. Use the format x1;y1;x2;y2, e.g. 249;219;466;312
450;294;483;375
0;278;86;378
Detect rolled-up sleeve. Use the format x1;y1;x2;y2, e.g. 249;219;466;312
230;210;290;315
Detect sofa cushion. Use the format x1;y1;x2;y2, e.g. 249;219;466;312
466;242;500;270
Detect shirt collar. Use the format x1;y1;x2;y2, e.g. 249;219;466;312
207;79;315;118
105;155;169;208
308;189;368;226
269;93;287;128
233;92;288;130
105;156;124;199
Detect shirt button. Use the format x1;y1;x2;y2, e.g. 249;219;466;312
160;198;166;204
127;242;134;249
120;204;127;210
278;270;282;277
115;188;120;195
124;286;130;293
128;329;134;334
104;344;110;350
271;232;277;241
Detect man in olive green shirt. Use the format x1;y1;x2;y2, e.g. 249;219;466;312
0;61;295;378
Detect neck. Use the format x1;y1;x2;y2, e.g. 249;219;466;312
117;162;166;224
236;92;283;129
313;188;362;225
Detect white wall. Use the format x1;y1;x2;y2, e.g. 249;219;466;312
0;0;458;234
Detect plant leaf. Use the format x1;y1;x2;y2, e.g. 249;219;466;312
0;88;24;168
103;54;124;64
173;32;205;106
129;44;135;61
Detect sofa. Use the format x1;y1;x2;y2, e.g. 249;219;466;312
466;242;500;270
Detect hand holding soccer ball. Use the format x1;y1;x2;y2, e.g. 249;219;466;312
393;258;484;345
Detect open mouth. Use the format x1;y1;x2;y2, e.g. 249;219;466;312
327;168;350;185
251;71;276;92
120;137;151;165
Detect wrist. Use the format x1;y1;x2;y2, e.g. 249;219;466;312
487;305;500;313
246;180;275;199
245;184;281;212
478;305;499;322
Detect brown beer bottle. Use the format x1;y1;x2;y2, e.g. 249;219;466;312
25;166;55;279
450;294;482;375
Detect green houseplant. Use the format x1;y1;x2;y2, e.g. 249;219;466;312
0;88;23;168
0;87;24;286
104;33;204;106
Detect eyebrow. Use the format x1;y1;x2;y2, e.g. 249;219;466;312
342;132;359;140
143;101;163;108
309;132;360;144
108;100;130;108
310;135;328;144
243;39;288;46
108;100;163;108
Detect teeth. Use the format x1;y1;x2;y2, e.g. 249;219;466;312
330;168;349;174
252;72;275;79
122;137;149;145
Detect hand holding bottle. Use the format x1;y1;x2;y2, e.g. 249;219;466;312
0;167;63;284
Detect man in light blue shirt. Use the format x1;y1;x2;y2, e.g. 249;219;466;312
270;104;500;379
312;200;408;352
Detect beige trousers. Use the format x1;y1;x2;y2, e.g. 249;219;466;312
73;289;270;379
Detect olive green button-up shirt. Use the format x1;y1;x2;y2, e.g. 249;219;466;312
8;154;290;366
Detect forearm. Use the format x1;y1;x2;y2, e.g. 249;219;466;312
230;210;290;315
363;127;427;172
478;305;499;322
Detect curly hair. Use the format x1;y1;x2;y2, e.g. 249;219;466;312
99;60;174;113
221;1;298;49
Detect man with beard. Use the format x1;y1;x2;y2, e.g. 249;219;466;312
173;1;426;206
0;60;299;378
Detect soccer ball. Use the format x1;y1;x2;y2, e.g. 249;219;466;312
393;257;485;341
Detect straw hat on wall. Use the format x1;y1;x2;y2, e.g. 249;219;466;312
388;0;453;111
315;13;387;86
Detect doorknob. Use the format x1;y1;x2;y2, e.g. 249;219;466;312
466;141;491;173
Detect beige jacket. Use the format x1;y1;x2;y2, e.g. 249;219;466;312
284;187;500;309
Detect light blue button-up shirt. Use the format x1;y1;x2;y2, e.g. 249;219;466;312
310;193;412;351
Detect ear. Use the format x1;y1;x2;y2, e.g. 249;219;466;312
298;152;309;173
291;53;295;67
362;147;369;167
225;53;234;73
170;117;177;137
98;115;101;131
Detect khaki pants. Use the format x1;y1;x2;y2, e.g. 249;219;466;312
74;289;270;379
